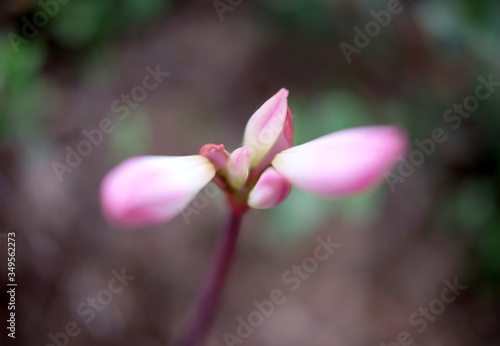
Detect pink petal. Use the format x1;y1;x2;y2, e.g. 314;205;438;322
248;167;291;209
100;155;216;227
272;126;407;197
243;88;293;168
227;146;251;189
199;143;229;170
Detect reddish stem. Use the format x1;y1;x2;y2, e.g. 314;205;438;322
174;210;245;346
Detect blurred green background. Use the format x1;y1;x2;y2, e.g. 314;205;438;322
0;0;499;345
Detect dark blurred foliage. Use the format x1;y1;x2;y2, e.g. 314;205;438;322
0;0;499;345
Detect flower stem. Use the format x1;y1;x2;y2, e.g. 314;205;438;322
174;210;244;346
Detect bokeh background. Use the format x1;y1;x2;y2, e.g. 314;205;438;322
1;0;500;345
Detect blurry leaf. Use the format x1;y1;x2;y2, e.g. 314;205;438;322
260;0;334;36
122;0;169;25
266;188;334;243
454;179;496;233
477;220;500;280
460;0;500;26
266;185;384;243
309;89;372;133
81;47;119;88
0;34;48;141
10;79;49;117
0;106;7;139
4;77;51;142
48;0;170;48
287;99;310;145
293;89;372;146
381;101;415;127
333;188;384;226
0;36;45;91
49;0;113;47
414;1;463;42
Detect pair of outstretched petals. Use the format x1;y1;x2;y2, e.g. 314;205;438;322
100;88;406;227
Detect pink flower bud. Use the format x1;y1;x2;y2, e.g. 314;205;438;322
248;167;291;209
227;146;251;190
243;88;293;168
